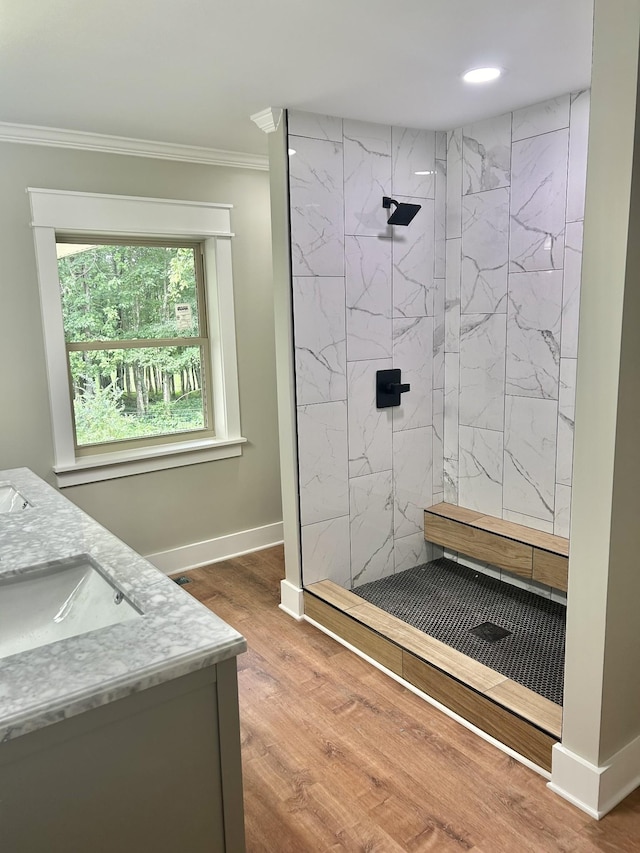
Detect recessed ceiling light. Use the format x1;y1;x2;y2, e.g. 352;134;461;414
415;170;435;176
463;67;502;84
288;148;296;156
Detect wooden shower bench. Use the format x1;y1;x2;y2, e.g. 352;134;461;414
424;502;569;592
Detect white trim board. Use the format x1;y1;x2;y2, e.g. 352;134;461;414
279;579;305;620
549;738;640;819
0;121;269;171
145;521;284;574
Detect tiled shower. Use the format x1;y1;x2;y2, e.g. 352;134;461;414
288;93;589;594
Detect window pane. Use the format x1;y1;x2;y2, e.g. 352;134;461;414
56;243;200;342
68;346;207;447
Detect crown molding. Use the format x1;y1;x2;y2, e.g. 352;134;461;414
0;121;269;170
250;107;283;134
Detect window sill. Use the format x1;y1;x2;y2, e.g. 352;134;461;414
53;436;247;487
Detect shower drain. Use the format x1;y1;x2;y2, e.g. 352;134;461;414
468;621;512;643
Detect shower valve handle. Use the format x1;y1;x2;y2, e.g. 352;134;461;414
386;381;410;395
376;369;411;408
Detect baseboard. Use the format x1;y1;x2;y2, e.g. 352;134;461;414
550;736;640;818
279;579;304;620
145;521;283;574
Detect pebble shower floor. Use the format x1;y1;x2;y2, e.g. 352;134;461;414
354;557;566;705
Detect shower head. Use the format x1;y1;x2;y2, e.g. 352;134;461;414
382;196;422;226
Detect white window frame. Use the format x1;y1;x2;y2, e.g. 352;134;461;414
29;188;246;487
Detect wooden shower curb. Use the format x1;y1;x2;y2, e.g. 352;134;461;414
304;580;561;773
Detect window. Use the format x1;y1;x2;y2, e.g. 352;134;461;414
30;190;245;486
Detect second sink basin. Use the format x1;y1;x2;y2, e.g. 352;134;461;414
0;555;142;660
0;483;31;513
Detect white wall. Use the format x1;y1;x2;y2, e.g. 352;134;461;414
0;142;282;558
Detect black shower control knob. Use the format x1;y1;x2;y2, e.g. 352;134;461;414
386;382;410;395
376;368;411;408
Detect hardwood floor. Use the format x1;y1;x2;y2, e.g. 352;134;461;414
180;547;640;852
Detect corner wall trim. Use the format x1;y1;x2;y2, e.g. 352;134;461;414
0;121;269;171
279;579;304;620
145;521;283;574
549;737;640;818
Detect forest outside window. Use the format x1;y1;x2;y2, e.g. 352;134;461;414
30;189;245;486
56;238;214;454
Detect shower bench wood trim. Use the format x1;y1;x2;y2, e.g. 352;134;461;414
304;581;560;772
424;502;569;592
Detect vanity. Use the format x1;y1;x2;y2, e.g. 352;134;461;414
0;468;246;853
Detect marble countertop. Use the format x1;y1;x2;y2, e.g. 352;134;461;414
0;467;246;743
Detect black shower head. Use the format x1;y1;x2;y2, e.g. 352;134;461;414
382;196;422;226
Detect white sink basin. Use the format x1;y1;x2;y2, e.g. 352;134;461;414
0;555;142;660
0;483;31;513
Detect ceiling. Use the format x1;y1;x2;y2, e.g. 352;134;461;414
0;0;594;156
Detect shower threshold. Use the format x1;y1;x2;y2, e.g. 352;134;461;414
304;560;563;773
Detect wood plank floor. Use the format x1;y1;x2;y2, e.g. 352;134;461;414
180;546;640;852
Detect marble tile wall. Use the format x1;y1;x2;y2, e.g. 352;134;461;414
445;92;590;566
289;109;443;588
288;91;588;596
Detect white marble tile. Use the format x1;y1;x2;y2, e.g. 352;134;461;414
392;127;436;198
392;197;434;317
561;220;584;359
558;356;577;411
436;131;447;161
344;119;392;236
394;533;432;573
435;159;447;278
301;516;351;587
446;129;463;239
445;238;461;351
288;110;343;142
566;90;591;223
293;276;346;405
433;388;444;495
345;235;392;361
297;401;349;525
509;129;569;272
461;187;510;313
392;317;433;431
459;313;506;431
444;351;459;460
458;425;503;516
554;483;572;538
512;95;570;142
503;396;558;521
350;470;394;587
499;570;532;592
433;277;445;389
556;358;577;486
525;578;553;600
502;509;554;533
289;135;344;276
462;113;511;195
443;456;458;504
506;270;562;399
457;553;500;580
347;359;393;478
551;588;568;605
393;427;433;538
